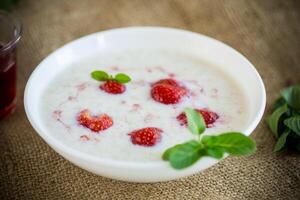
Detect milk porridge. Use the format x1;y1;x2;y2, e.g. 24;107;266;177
39;49;249;162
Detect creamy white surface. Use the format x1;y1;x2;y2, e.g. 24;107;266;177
39;49;249;162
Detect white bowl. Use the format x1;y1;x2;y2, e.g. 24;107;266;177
24;27;266;182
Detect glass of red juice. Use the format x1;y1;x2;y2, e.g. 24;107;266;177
0;11;22;119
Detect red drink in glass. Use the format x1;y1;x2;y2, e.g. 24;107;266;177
0;11;21;119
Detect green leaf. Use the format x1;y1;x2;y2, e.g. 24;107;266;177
184;108;206;135
202;132;256;156
162;144;182;161
281;85;300;110
91;70;109;81
267;104;288;138
284;116;300;136
273;97;286;110
114;73;131;83
274;130;290;152
168;140;203;169
205;147;225;159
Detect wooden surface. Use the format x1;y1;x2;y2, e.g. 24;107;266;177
1;0;300;199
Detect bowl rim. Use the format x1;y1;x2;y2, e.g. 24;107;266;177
24;26;266;169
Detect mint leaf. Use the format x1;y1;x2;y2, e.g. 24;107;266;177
168;140;203;169
281;85;300;110
91;70;109;81
202;132;256;156
273;97;286;110
267;104;288;138
115;73;131;83
91;70;132;84
205;147;225;159
274;130;290;152
184;108;206;135
284;116;300;136
162;144;182;161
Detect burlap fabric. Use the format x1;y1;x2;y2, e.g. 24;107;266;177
1;0;300;199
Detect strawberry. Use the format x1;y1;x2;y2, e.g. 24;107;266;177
151;84;187;104
129;127;163;146
151;78;188;104
100;80;126;94
77;109;113;132
177;109;219;127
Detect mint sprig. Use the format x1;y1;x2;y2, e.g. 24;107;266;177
162;108;256;169
281;86;300;110
267;104;288;138
91;70;131;84
267;85;300;152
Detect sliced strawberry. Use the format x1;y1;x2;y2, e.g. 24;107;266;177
177;109;219;127
151;84;187;104
100;80;126;94
77;109;113;132
151;78;188;104
129;127;163;147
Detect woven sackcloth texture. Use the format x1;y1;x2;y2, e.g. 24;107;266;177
1;0;300;199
